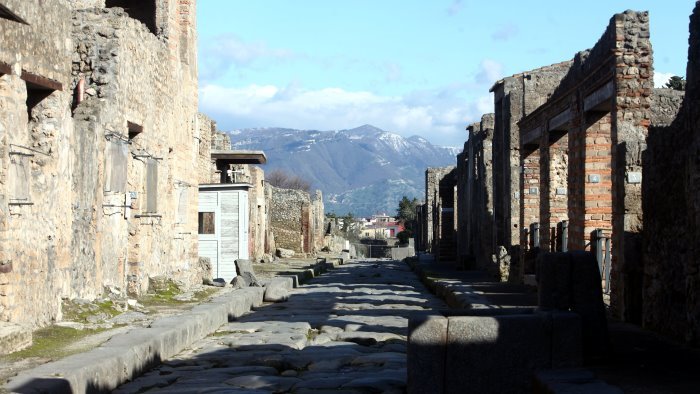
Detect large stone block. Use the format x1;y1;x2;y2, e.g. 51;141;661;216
445;314;551;394
263;277;293;302
407;311;582;394
407;315;448;394
537;251;608;360
0;322;32;355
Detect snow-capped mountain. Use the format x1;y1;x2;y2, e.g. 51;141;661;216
229;124;460;216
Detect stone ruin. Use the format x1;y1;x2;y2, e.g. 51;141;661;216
269;186;325;257
0;0;200;331
412;3;700;391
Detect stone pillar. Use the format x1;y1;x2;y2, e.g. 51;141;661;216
610;10;653;320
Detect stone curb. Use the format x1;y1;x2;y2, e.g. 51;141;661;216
5;287;265;393
405;259;490;309
277;258;345;287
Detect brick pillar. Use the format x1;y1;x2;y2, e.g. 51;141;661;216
584;113;613;241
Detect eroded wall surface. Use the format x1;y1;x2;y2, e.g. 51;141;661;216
0;0;201;326
0;0;74;326
269;186;324;255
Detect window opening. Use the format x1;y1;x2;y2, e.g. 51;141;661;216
25;82;52;122
198;212;215;234
105;0;157;35
128;121;143;141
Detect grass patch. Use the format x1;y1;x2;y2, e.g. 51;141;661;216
62;299;121;324
305;329;319;341
2;326;110;361
139;280;184;307
192;287;219;302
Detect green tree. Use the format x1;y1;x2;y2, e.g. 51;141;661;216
341;212;354;232
396;196;419;232
664;75;686;91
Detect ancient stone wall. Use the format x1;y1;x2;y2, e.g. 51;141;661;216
490;61;571;279
247;165;270;262
196;113;216;184
424;166;455;256
455;140;469;266
642;2;700;343
472;115;497;276
269;185;324;255
0;0;200;327
518;10;653;320
312;190;325;252
0;0;75;326
71;1;199;298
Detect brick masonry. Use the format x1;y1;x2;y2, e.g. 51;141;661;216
490;62;571;279
517;10;654;320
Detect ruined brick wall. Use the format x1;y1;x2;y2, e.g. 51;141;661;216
643;2;700;343
0;0;74;326
491;62;571;279
518;10;653;319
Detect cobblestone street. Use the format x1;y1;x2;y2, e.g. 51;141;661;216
115;260;445;393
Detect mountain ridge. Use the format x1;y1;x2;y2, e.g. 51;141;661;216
229;125;460;216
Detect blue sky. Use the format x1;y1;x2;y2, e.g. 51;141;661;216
197;1;692;146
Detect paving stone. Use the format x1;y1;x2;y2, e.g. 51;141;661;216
107;260;446;393
224;375;302;391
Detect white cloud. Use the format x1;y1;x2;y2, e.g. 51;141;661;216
653;71;676;88
199;83;489;146
475;59;504;85
200;34;297;80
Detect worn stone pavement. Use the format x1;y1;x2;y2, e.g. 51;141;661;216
114;259;446;393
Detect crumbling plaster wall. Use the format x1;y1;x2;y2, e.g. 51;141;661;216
70;1;199;298
196;113;216;184
0;0;74;326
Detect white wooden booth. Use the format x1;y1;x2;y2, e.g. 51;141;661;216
198;184;250;282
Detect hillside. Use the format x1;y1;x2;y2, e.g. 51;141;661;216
229;125;460;216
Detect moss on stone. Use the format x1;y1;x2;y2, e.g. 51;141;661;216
2;326;109;361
